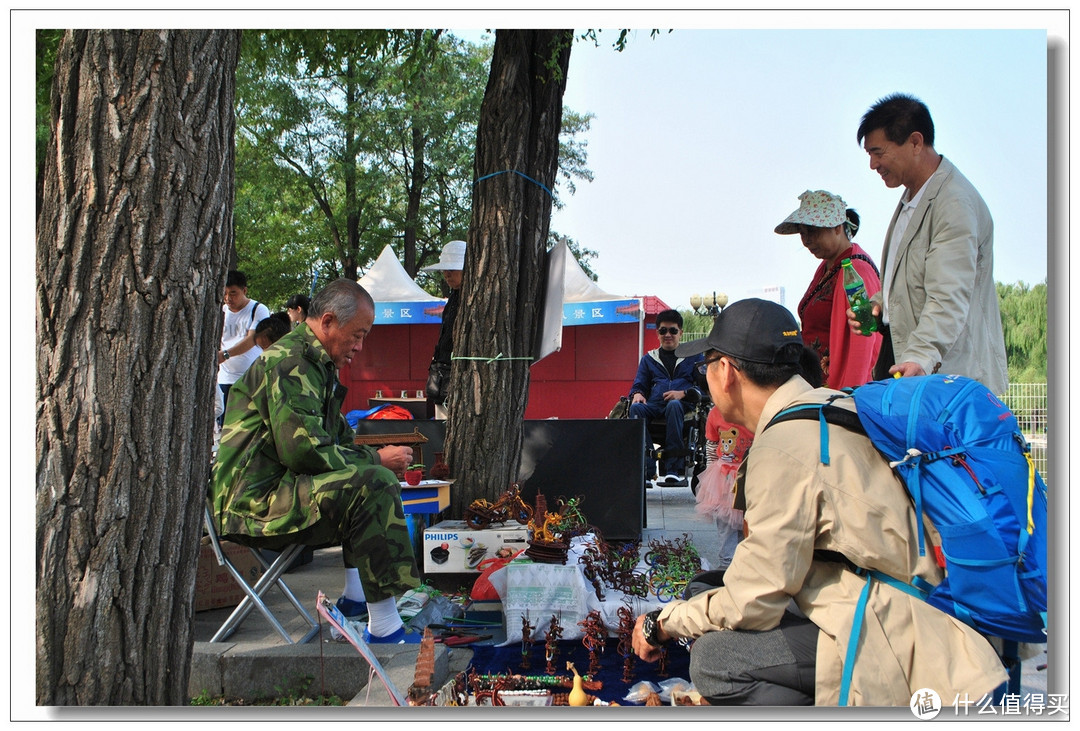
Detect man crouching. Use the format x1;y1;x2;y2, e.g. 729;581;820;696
632;298;1006;705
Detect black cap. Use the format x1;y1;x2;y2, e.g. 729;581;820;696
675;298;802;364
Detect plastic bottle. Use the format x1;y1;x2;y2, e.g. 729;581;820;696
841;258;878;336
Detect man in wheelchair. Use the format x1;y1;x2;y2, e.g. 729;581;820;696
628;309;705;487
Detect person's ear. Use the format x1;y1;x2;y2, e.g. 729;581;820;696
907;131;924;151
719;358;740;392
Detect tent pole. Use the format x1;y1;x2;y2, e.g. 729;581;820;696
637;297;645;359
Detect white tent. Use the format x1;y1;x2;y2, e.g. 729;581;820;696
358;245;444;324
561;247;624;303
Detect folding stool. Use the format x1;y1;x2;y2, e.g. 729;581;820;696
202;504;320;644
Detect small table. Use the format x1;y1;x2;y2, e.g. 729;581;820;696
400;480;453;563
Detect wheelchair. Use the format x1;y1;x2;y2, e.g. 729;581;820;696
609;391;712;495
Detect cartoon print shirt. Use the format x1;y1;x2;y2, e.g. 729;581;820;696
705;407;753;464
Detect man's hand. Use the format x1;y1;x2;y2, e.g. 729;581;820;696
631;613;667;663
889;361;926;378
377;445;413;476
631;392;646;405
662;390;685;402
846;303;881;335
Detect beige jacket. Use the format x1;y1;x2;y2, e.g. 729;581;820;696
873;156;1008;395
658;377;1006;706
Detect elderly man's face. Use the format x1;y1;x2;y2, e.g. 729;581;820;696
319;301;375;370
656;321;682;351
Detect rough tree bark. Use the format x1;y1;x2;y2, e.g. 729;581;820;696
444;30;572;513
36;29;240;705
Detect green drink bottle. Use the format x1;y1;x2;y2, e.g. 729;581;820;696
841;258;877;336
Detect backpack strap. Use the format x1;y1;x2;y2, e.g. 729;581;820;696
836;565;930;706
764;395;862;466
249;300;260;328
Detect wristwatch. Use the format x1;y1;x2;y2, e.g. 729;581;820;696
642;609;666;648
222;350;231;360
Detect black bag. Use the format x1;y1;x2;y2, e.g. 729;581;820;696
425;361;451;403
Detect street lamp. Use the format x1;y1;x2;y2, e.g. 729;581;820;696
690;291;728;318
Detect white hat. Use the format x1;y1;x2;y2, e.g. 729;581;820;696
423;240;467;271
774;190;848;235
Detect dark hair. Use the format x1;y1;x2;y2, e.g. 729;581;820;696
856;93;935;148
655;309;683;329
844;208;860;240
286;293;311;318
255;312;291;345
730;343;824;389
226;270;248;288
309;278;374;325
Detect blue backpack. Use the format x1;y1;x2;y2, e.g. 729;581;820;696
766;375;1048;700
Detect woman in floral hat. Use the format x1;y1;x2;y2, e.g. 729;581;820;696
775;190;882;389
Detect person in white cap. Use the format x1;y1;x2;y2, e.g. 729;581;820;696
422;240;466;418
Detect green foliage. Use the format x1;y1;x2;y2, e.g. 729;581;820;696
679;310;715;339
189;688;225;706
578;29;673;52
234;29;595;297
35;30;64;182
997;279;1047;383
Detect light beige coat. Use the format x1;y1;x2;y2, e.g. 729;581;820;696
873;156;1008;395
658;377;1007;706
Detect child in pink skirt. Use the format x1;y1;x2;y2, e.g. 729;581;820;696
696;407;754;569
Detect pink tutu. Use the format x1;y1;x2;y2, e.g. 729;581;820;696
695;460;744;530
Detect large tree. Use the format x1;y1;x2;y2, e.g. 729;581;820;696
36;29;240;705
444;29;574;511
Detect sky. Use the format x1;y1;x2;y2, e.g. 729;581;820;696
453;20;1054;317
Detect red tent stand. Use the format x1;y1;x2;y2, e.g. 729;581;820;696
343;296;674;420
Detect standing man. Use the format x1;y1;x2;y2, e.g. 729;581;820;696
211;279;422;643
628;309;703;487
855;93;1007;395
217;270;270;425
631;298;1006;705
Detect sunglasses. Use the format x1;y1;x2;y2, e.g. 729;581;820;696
657;327;680;336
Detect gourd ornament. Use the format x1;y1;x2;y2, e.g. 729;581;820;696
567;662;588;707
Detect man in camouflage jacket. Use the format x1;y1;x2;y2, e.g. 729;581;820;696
210;280;420;607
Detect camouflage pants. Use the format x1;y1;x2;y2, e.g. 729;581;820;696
226;463;420;602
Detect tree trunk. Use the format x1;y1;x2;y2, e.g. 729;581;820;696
36;29;240;705
445;30;572;514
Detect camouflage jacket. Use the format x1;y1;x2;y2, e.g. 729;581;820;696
209;323;380;537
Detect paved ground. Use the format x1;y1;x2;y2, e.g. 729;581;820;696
190;481;1048;707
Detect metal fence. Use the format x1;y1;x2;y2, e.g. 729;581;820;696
1002;382;1049;484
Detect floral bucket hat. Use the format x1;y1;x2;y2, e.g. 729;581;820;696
774;190;848;235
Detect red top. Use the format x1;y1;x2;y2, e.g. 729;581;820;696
706;408;754;464
797;243;883;389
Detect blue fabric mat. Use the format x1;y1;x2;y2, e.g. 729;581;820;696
466;636;692;705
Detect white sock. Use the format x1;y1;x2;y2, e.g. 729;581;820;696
365;597;404;637
343;569;366;602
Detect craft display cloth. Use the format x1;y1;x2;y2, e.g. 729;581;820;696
466;637;692;706
496;534;677;646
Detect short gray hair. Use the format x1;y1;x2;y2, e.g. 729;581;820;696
308;279;374;325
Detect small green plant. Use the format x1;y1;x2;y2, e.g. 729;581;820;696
407;463;425;471
190;688;226;706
